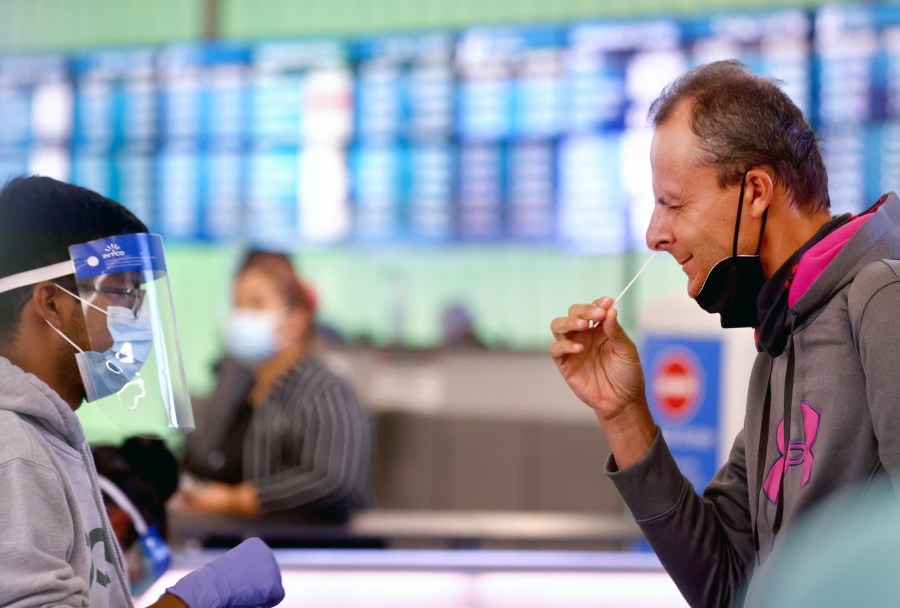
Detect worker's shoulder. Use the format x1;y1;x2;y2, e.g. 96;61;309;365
849;259;900;306
0;409;54;469
848;259;900;335
855;258;900;287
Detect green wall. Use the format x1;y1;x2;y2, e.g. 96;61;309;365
221;0;828;38
0;0;202;51
159;244;685;398
0;0;854;51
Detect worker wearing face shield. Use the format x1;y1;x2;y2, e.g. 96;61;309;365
0;175;284;608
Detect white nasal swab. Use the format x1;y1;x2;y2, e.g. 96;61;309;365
589;251;659;328
613;251;659;305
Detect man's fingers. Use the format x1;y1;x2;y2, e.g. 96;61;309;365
567;302;607;322
602;306;626;342
549;339;584;358
591;297;614;309
550;315;593;338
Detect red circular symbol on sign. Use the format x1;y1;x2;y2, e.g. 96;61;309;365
651;348;703;421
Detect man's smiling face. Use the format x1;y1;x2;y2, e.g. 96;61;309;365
645;100;754;299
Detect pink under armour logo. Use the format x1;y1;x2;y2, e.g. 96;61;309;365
763;402;820;503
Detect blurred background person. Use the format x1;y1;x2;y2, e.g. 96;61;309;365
178;250;374;525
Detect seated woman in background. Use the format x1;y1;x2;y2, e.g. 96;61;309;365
178;250;374;524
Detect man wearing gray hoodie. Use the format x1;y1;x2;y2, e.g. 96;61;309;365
551;60;900;607
0;176;284;607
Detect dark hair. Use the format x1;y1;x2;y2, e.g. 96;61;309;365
0;175;148;344
648;60;829;213
237;249;316;314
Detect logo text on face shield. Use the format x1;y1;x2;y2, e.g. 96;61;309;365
103;244;126;259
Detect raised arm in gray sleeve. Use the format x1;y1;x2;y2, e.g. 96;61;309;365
608;429;755;608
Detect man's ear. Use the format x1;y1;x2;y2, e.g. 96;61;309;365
745;168;775;219
30;281;69;328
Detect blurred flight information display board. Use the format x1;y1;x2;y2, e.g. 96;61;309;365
6;8;891;251
814;4;900;216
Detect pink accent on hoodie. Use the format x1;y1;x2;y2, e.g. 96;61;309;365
762;401;821;503
788;214;872;307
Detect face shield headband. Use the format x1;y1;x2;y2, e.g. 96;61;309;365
0;233;194;437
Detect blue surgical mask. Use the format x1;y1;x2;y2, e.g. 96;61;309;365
48;298;154;402
223;309;285;364
76;306;153;402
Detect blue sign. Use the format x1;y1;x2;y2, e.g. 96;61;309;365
643;335;721;492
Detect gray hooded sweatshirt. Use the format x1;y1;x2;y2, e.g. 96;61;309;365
0;356;133;607
608;193;900;607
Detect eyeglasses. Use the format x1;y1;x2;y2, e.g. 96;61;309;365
81;284;146;318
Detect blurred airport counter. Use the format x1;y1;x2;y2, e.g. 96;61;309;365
169;510;642;551
301;345;626;516
136;547;687;608
163;345;662;604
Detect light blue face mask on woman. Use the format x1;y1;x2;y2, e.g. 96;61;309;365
47;285;154;402
223;309;287;365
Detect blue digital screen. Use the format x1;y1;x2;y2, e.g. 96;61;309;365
457;26;565;141
353;32;455;140
557;134;628;254
16;8;900;248
0;153;28;183
351;141;404;242
814;5;900;213
684;10;811;115
204;146;246;240
246;145;301;246
250;40;351;145
72;48;157;147
0;54;71;148
407;142;454;242
351;33;455;244
457;142;505;241
69;145;154;226
565;19;683;133
506;141;556;241
158;42;250;144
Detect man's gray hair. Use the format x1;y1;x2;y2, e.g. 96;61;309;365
648;60;829;213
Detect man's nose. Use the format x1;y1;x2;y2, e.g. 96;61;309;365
645;206;672;252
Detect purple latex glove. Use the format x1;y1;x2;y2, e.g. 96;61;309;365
165;538;284;608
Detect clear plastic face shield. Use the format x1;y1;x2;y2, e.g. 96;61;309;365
0;233;194;437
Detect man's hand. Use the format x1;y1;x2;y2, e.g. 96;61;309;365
550;297;657;468
550;297;645;417
163;538;284;608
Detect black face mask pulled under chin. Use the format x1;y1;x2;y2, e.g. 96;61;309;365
693;172;768;328
695;255;766;327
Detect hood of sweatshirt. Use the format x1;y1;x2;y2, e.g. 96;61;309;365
790;192;900;321
0;356;86;448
